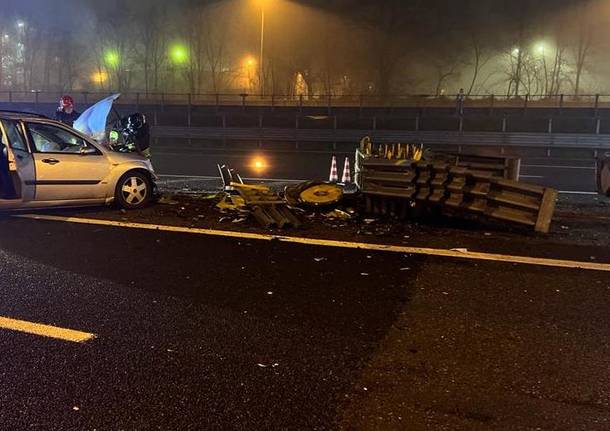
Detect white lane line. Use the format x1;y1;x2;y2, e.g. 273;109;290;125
15;214;610;273
519;175;544;179
0;316;96;343
559;191;600;195
522;164;596;170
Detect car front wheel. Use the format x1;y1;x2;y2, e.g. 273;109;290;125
115;171;152;209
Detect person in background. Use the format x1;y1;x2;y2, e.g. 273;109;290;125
55;95;80;127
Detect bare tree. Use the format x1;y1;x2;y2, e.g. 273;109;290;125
571;2;595;97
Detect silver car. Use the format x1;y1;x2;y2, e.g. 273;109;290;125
0;111;157;211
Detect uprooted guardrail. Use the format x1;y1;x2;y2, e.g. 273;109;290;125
360;157;557;233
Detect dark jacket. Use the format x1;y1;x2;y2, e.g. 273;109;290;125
55;109;80;127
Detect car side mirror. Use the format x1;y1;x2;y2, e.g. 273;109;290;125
80;146;97;155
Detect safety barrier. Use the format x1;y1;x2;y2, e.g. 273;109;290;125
361;158;557;233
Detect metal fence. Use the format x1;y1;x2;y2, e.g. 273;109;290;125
1;91;610;110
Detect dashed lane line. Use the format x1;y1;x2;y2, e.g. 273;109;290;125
0;316;96;343
15;214;610;273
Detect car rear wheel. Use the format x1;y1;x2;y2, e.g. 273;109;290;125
115;171;152;209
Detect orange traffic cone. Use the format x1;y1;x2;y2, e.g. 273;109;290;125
341;157;351;183
329;156;338;182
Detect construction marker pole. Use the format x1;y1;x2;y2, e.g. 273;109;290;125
329;156;338;183
341;157;351;183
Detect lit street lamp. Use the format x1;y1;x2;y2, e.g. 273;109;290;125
258;0;271;97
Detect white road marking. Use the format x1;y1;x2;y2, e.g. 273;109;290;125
521;164;596;170
519;175;544;179
15;214;610;273
0;316;96;343
559;191;600;195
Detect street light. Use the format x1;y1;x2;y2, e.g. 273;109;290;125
243;56;257;92
104;50;120;68
170;43;189;65
258;0;272;97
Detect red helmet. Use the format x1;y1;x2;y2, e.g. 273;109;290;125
60;95;74;109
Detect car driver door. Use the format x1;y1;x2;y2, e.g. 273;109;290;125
0;119;36;207
24;121;111;202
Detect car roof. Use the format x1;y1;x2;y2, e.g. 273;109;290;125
0;110;50;120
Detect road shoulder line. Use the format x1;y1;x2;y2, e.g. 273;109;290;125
15;214;610;273
0;316;96;343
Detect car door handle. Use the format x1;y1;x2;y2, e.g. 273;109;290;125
42;158;60;165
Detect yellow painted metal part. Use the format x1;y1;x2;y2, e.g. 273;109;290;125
299;183;343;205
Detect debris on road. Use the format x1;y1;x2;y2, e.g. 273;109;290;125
285;181;344;207
356;137;558;233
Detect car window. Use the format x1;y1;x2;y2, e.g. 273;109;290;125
27;123;90;154
0;120;28;152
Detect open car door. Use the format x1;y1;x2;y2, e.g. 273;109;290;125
0;119;35;207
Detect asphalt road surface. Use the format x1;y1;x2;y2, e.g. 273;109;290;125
1;213;610;430
152;147;598;193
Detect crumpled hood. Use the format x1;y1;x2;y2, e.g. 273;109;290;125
73;93;121;142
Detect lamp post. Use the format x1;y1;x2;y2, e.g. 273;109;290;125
259;2;265;97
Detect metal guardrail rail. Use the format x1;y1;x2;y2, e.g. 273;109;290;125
3;91;610;110
152;127;610;152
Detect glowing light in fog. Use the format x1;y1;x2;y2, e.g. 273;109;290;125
91;70;109;84
104;50;120;68
170;43;189;65
250;156;268;173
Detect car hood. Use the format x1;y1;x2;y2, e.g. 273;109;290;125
73;93;121;142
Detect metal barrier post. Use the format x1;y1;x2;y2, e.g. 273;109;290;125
34;90;39;105
187;93;192;127
502;116;507;132
596;117;601;135
595;94;600;117
523;94;529;114
547;118;553;134
559;94;564;112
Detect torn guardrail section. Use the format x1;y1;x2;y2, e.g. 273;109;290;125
360;152;557;233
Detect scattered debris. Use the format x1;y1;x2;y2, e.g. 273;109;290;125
285;181;344;207
257;363;279;368
158;195;179;205
323;209;352;220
